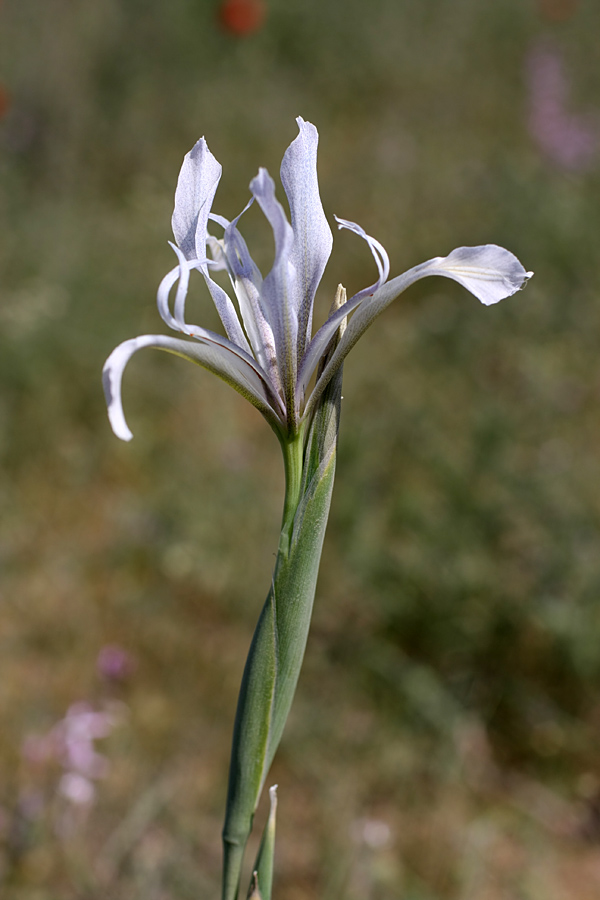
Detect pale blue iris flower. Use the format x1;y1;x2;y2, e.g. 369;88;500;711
103;118;532;900
103;117;532;443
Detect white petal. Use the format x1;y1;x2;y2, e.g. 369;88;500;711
156;247;252;356
223;222;281;390
250;167;298;416
297;219;389;400
303;244;531;422
280;117;333;355
334;217;390;287
102;333;284;442
172;138;222;260
427;244;533;306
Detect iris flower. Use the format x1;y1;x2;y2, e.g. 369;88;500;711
102;118;532;900
103;117;531;447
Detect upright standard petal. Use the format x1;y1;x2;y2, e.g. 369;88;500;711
103;333;284;442
303;244;531;422
280;118;333;356
172;138;222;260
250;168;298;422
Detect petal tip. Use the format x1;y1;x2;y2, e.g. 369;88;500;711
109;412;134;443
102;349;136;442
436;245;533;306
294;115;317;137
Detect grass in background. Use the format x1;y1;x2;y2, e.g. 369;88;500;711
1;0;600;896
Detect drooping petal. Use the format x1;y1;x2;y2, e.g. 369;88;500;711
334;217;390;289
103;333;285;442
172;138;222;260
280;117;333;356
156;246;252;355
423;244;534;306
250;167;297;420
303;244;532;422
297;219;389;400
157;259;198;331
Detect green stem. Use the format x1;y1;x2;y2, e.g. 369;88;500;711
221;429;309;900
221;368;341;900
279;428;305;552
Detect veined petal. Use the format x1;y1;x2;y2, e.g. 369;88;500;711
250;167;298;420
208;208;281;393
223;222;281;391
172;138;222;260
303;244;531;422
424;244;534;306
201;270;256;356
297;219;389;399
102;333;284;442
280;117;333;356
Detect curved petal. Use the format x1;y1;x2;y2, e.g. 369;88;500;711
156;247;253;356
172;138;222;260
280;117;333;355
303;245;532;422
103;334;285;442
157;260;197;331
171;243;192;326
334;217;390;289
250;167;297;418
297;219;389;399
209;212;231;230
424;244;534;306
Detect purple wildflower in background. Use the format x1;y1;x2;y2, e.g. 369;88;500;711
22;702;123;807
526;41;598;171
97;643;136;683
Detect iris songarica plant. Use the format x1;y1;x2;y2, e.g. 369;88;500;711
103;118;531;900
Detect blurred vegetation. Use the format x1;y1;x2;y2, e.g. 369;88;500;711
2;0;600;897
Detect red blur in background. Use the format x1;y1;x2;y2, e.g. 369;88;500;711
537;0;579;22
218;0;267;36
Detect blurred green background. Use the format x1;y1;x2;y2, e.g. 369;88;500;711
2;0;600;897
